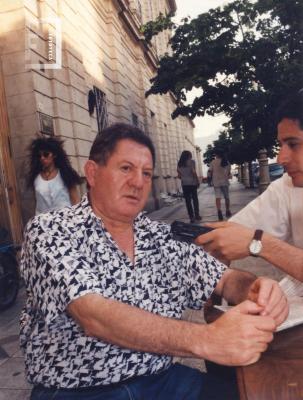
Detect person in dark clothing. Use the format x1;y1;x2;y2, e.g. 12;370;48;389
177;150;201;223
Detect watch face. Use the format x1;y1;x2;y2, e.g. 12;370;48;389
250;240;262;255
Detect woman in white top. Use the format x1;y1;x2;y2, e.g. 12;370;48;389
28;137;82;214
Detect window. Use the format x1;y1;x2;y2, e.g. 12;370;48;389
93;86;108;134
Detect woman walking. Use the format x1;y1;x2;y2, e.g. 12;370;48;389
28;137;82;215
208;149;232;221
177;150;201;223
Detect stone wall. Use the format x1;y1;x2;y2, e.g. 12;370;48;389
0;0;200;223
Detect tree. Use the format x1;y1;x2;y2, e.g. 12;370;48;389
145;0;303;160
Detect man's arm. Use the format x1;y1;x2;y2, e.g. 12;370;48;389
261;233;303;281
68;185;80;205
67;290;276;367
195;221;303;281
67;270;288;366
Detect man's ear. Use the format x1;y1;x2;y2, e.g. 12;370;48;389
84;160;98;188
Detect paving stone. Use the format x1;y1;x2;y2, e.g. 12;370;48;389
0;358;31;390
0;389;31;400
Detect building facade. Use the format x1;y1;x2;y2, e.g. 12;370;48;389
0;0;202;240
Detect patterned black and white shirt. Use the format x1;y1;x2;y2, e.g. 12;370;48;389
20;195;227;388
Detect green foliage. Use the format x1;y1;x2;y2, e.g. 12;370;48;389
146;0;303;162
141;13;175;43
203;144;215;166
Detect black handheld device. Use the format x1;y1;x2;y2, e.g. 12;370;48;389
171;220;214;243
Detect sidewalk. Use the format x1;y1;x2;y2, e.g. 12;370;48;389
0;180;283;399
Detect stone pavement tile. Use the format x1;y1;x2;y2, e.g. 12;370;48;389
232;256;285;281
0;390;31;400
0;335;20;358
0;290;25;326
0;357;31;390
0;321;20;341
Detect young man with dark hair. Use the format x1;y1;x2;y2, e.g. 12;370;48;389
196;91;303;281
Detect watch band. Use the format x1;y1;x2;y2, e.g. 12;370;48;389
253;229;263;241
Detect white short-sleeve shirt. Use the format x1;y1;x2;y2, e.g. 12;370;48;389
34;171;71;214
231;174;303;248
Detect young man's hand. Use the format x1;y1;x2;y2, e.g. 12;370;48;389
195;221;255;260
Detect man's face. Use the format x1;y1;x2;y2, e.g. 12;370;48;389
277;118;303;187
86;139;153;222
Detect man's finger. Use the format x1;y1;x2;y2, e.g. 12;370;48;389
194;231;215;244
254;278;273;307
231;299;264;315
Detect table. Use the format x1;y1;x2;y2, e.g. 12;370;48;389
204;306;303;400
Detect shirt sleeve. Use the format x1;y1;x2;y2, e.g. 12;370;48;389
21;217;105;325
183;244;228;309
230;177;290;241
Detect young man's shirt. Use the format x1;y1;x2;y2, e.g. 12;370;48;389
231;174;303;248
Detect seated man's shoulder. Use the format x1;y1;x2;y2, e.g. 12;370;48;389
25;203;83;237
138;214;171;238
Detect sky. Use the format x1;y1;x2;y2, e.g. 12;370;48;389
174;0;234;153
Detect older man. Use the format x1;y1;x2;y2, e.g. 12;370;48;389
196;91;303;281
21;123;288;400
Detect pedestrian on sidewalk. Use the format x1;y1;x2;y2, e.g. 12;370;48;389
196;90;303;282
177;150;201;223
208;149;232;220
27;137;82;215
20;123;287;400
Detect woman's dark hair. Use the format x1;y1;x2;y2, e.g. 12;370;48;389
27;137;82;189
276;90;303;129
177;150;192;168
214;148;229;168
89;123;156;167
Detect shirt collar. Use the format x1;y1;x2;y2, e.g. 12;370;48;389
76;194;150;232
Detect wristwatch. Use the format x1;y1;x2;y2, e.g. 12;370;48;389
249;229;263;257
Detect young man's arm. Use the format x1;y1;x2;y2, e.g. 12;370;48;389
195;221;303;281
261;233;303;281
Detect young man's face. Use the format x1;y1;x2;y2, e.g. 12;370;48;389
277;118;303;187
86;139;153;223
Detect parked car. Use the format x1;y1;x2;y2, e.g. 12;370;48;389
254;162;284;184
268;163;284;181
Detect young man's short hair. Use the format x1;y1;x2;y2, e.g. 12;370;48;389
276;90;303;128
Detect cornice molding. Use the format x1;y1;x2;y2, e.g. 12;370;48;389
117;0;158;69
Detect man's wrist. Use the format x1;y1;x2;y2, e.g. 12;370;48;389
249;229;263;257
259;233;275;259
193;324;214;360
